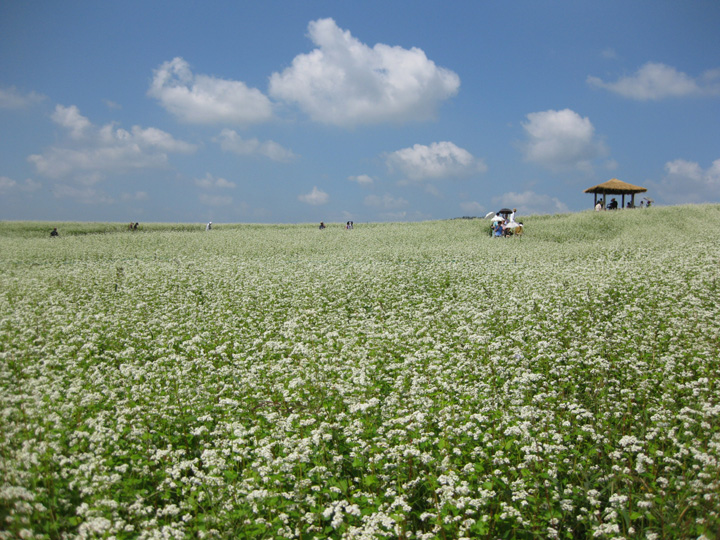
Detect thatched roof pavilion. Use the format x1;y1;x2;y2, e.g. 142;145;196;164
584;178;647;209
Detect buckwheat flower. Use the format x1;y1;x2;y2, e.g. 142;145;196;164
592;521;620;537
77;516;113;538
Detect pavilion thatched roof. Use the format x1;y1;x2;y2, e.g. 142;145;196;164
584;178;647;195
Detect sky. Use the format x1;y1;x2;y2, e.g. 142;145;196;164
1;0;719;224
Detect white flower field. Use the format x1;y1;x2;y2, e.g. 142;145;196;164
1;206;719;539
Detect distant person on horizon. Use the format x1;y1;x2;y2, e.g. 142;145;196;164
595;201;602;211
206;221;212;231
50;227;59;237
319;222;325;230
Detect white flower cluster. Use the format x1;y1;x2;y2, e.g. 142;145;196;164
1;208;719;538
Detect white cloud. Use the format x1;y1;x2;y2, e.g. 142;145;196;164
364;193;408;210
52;184;114;205
268;18;460;126
30;147;166;179
521;109;607;171
149;57;273;125
195;172;236;189
128;126;196;153
587;62;720;100
28;105;196;180
216;129;296;161
459;201;485;215
386;141;486;181
121;191;148;201
298;186;329;205
22;178;42;192
52;105;91;139
199;193;233;206
492;191;569;216
0;176;17;192
424;184;441;197
378;211;408;221
75;173;104;186
348;174;374;186
605;159;619;171
646;158;720;204
0;86;45;109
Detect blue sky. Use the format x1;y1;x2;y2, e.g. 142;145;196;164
1;1;719;223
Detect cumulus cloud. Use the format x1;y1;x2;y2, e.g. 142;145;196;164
348;174;374;186
377;211;408;221
0;176;18;192
120;191;148;201
52;184;114;205
459;201;485;215
492;191;569;216
268;18;460;126
216;129;296;161
521;109;607;171
0;176;39;195
51;104;91;139
298;186;329;205
587;62;720;100
646;158;720;204
195;172;236;189
128;125;197;153
386;141;486;181
149;57;273;125
28;105;196;180
199;193;233;206
0;86;45;109
21;178;41;192
364;193;409;210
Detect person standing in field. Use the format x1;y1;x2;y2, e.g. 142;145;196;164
206;221;212;231
50;227;59;237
